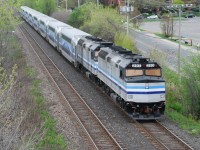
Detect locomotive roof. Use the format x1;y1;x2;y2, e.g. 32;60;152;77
22;6;40;15
61;28;90;40
38;16;57;22
78;36;113;51
100;46;153;68
48;21;72;29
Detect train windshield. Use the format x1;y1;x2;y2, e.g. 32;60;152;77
125;69;143;77
125;69;161;77
145;69;161;76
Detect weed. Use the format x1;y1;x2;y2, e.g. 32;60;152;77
166;109;200;135
30;78;68;149
25;67;36;77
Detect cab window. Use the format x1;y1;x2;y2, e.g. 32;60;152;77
125;69;143;77
145;69;161;76
91;49;100;62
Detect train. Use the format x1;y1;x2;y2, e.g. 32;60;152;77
20;6;166;120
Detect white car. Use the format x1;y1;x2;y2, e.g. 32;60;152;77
147;15;158;19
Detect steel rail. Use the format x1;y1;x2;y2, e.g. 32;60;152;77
137;120;194;150
18;23;126;150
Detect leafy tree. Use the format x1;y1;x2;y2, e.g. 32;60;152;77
23;0;56;15
67;2;96;28
0;0;22;52
114;32;138;53
181;54;200;120
24;0;37;8
68;2;137;51
37;0;56;15
80;4;123;42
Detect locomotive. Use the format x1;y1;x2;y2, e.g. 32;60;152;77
20;6;166;119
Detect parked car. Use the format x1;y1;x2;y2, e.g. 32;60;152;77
147;15;158;19
185;14;195;18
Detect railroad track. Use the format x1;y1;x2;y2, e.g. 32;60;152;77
18;23;126;150
134;120;194;150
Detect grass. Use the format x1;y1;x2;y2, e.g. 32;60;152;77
155;33;195;47
166;108;200;135
26;67;68;149
162;66;200;136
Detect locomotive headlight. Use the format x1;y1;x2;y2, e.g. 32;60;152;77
128;95;133;99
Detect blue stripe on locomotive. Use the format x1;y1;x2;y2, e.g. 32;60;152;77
77;55;165;94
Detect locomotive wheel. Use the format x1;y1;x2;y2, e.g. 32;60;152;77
121;100;125;109
105;86;110;95
97;79;103;87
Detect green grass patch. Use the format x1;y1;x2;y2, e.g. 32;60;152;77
29;70;68;149
155;33;195;48
162;66;200;136
144;19;160;22
25;67;36;78
155;33;167;39
166;108;200;135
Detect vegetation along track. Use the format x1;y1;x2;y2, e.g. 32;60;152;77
18;23;126;150
134;120;194;150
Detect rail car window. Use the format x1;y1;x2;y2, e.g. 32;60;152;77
125;69;143;77
49;26;55;32
61;34;71;43
145;69;161;76
40;21;44;25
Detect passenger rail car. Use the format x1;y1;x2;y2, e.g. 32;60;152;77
20;6;166;119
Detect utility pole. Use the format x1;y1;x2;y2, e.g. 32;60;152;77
66;0;67;11
126;0;130;36
78;0;80;7
97;0;99;8
178;7;181;78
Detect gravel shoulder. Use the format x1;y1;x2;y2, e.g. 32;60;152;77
15;26;88;150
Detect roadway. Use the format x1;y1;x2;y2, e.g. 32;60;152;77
140;17;200;46
130;27;199;71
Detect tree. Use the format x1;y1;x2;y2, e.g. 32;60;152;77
80;4;123;42
160;15;175;38
36;0;56;15
67;2;96;28
182;54;200;120
114;32;138;53
0;0;22;52
24;0;56;15
24;0;38;8
68;2;137;51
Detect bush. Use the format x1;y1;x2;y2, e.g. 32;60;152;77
114;32;139;53
67;2;97;28
168;102;182;113
80;5;123;42
181;54;200;120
